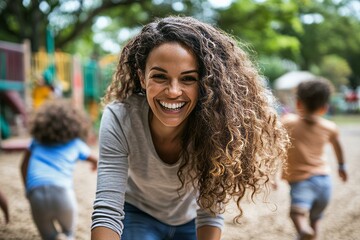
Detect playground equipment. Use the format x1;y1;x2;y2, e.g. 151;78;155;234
1;37;118;148
0;40;31;143
83;54;117;122
32;48;72;93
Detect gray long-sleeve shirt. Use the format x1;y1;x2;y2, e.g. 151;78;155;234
91;94;224;236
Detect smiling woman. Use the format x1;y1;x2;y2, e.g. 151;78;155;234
139;42;199;129
91;16;290;240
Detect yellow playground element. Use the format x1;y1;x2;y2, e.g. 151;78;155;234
98;54;118;68
32;48;72;92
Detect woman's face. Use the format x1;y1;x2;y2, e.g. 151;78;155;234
140;42;199;129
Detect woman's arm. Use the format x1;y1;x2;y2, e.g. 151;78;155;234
91;107;129;238
92;226;120;240
197;225;221;240
196;208;223;240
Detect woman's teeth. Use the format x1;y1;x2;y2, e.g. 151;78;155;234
160;101;185;110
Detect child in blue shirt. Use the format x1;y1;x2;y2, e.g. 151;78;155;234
21;99;97;240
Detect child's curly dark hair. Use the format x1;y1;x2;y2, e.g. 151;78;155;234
29;99;91;145
103;16;290;221
297;78;332;113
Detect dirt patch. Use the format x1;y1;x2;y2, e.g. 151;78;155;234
1;124;359;239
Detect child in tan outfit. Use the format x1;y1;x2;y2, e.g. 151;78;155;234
280;78;347;240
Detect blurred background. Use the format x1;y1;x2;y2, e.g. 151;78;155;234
1;0;360;142
1;1;360;239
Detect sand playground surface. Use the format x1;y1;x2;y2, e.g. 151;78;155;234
0;124;359;240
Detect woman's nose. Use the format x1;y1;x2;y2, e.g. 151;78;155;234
166;80;182;97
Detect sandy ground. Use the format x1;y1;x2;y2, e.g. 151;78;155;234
0;124;359;240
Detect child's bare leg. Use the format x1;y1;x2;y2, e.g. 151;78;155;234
0;190;9;224
310;218;320;240
290;211;314;240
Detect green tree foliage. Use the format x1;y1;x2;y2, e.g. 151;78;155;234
319;55;351;89
259;56;298;84
0;0;208;53
216;0;303;61
88;0;209;52
0;0;149;52
1;0;359;88
297;0;360;88
215;0;360;88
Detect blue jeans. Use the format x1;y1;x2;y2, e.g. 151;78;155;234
289;175;332;221
122;202;196;240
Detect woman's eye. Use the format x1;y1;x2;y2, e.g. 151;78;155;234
152;74;167;79
182;76;198;82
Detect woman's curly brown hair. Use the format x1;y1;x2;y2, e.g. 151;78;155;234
29;99;91;145
103;16;290;221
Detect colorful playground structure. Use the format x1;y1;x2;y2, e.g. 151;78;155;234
0;39;117;147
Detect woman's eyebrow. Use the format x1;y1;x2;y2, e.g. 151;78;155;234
149;67;198;74
181;70;198;75
150;66;167;72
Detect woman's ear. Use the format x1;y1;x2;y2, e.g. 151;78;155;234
138;70;146;89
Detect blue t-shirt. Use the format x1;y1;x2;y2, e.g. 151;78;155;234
26;138;91;192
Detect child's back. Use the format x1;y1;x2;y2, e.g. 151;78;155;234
20;99;97;240
26;138;92;192
280;78;347;240
281;113;338;183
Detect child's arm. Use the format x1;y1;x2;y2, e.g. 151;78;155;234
86;154;98;171
20;149;31;187
330;136;347;182
0;190;9;224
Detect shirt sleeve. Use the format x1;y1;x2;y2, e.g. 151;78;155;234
91;106;130;237
196;208;224;230
75;139;91;161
